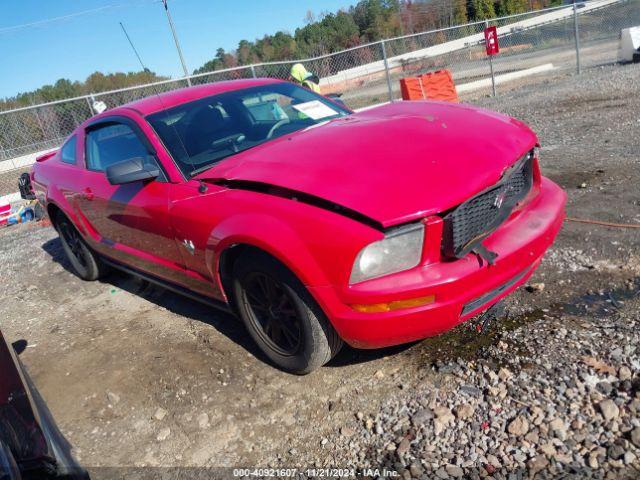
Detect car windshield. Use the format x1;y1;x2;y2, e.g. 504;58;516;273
146;83;351;177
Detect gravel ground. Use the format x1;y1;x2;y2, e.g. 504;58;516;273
0;62;639;479
321;291;640;479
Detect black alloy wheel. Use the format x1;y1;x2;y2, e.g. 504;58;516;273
55;212;108;281
232;250;343;374
59;218;89;269
240;272;303;356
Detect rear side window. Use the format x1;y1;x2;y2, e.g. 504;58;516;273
85;123;149;172
60;136;77;164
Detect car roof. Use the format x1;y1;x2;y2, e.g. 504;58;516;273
103;77;285;117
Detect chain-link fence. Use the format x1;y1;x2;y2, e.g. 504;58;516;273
0;0;638;200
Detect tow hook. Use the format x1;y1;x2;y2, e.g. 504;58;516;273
475;301;506;333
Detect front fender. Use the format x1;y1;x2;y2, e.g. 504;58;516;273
169;186;381;306
207;212;331;289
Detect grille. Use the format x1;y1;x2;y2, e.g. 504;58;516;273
442;153;534;258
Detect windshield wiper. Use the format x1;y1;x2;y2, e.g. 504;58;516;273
188;157;230;178
187;122;320;178
188;144;258;178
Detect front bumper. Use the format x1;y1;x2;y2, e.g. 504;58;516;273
309;177;566;348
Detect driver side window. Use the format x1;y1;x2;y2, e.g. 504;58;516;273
86;123;155;172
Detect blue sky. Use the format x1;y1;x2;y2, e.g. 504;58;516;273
0;0;355;99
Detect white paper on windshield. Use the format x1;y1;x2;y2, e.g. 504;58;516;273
292;100;338;120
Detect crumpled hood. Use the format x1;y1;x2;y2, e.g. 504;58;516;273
198;101;537;228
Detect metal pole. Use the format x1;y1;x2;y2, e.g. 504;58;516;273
250;65;257;78
27;94;49;139
573;2;581;74
485;21;497;97
489;55;497;97
33;108;48;140
162;0;192;86
0;129;5;161
381;41;394;103
85;96;95;115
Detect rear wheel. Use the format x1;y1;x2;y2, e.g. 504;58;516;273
56;212;108;281
232;251;343;374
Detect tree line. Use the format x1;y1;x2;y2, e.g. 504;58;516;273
0;71;167;112
193;0;562;73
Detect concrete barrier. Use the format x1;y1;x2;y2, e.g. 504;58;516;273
456;63;555;93
0;148;57;174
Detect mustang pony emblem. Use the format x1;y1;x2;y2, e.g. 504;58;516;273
182;239;195;255
493;187;511;209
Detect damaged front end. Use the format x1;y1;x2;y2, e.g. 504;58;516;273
441;149;537;265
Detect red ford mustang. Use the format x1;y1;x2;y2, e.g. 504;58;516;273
31;79;565;373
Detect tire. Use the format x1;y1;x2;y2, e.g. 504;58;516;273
232;251;343;374
55;212;108;281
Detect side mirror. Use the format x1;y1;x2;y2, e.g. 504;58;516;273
106;156;160;185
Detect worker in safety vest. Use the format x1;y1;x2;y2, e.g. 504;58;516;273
289;63;321;93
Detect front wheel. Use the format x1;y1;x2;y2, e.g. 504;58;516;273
232;252;343;374
56;212;108;281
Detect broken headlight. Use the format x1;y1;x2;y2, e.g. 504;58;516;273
349;223;424;284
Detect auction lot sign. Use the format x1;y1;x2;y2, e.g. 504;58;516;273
484;26;500;55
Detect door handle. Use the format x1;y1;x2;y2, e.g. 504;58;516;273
82;188;94;201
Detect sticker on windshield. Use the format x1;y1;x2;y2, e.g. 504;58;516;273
292;100;338;120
